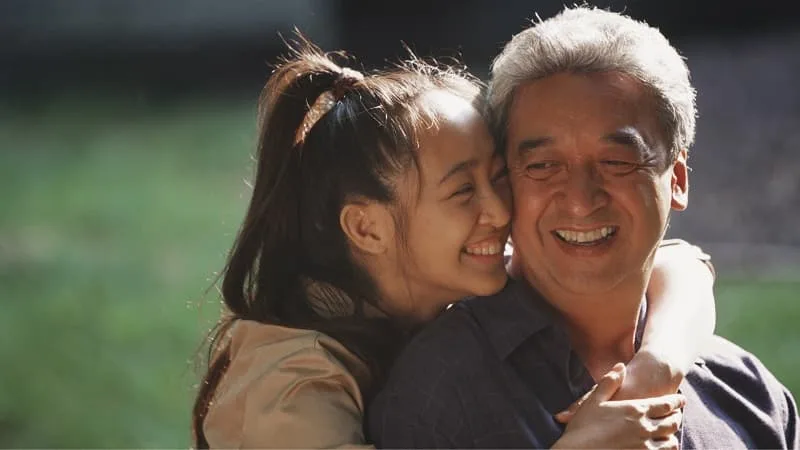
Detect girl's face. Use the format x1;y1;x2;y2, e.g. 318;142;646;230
384;91;512;321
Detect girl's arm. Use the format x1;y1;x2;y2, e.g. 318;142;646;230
615;238;716;400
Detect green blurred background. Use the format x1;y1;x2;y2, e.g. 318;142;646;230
2;0;799;447
0;94;253;446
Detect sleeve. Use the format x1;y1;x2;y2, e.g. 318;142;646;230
782;386;800;449
204;336;373;449
658;238;715;279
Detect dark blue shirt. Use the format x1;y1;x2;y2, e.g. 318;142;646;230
368;279;799;449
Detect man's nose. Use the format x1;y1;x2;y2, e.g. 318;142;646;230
559;164;609;217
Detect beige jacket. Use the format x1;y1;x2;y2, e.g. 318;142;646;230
203;320;373;448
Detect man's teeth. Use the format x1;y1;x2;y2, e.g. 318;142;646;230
464;242;504;256
555;227;616;244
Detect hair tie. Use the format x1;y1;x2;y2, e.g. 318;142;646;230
332;67;365;98
294;68;364;146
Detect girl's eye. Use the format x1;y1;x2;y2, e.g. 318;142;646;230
450;184;475;199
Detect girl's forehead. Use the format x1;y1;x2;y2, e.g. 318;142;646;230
417;89;479;128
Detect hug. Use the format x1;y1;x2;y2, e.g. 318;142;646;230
194;6;798;449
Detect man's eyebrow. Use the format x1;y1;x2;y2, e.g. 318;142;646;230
517;137;553;157
603;128;652;156
439;158;479;186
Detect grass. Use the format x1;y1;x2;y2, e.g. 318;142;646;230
714;278;800;392
0;92;797;447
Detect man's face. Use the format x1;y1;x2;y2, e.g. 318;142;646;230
506;72;688;298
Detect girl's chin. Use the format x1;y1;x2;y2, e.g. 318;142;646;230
466;273;510;297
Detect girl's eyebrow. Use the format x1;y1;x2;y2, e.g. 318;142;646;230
439;158;479;186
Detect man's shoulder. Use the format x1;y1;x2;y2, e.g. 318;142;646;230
367;285;528;447
366;300;491;446
387;299;487;383
383;279;543;388
683;335;798;448
697;335;784;385
373;286;515;402
691;335;794;416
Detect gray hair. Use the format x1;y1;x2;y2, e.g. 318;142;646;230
487;6;696;159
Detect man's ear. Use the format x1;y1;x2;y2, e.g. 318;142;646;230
671;149;689;211
340;201;394;255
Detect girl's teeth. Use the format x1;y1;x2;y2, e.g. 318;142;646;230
465;243;502;255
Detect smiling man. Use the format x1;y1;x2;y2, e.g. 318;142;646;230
504;70;682;332
368;6;798;449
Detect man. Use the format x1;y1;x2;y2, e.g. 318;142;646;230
368;6;799;449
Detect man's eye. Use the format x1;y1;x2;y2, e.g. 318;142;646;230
526;162;556;170
601;160;638;174
524;161;561;180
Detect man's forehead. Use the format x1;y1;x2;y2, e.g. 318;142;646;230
506;72;664;148
510;72;652;113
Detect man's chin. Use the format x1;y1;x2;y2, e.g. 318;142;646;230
548;269;626;297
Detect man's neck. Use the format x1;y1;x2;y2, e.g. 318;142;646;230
562;291;645;381
513;261;650;381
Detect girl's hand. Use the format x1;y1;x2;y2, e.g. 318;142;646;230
613;349;683;401
552;363;685;450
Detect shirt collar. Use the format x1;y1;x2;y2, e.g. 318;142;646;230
461;278;649;360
